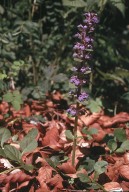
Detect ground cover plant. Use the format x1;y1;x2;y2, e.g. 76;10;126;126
1;0;129;191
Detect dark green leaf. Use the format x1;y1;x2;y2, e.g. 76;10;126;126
114;128;126;142
77;173;91;183
116;147;125;153
0;148;6;157
21;140;38;155
62;0;86;7
12;100;21;111
120;140;129;151
3;92;13;102
110;0;125;16
21;163;34;171
25;128;38;140
79;158;95;174
87;98;102;113
0;128;11;148
94;161;108;175
107;139;117;152
4;145;21;162
20;128;38;154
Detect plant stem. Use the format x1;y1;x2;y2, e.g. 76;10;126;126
72;101;79;166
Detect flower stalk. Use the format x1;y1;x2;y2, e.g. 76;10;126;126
67;13;99;166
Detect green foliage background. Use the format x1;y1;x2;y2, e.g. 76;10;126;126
0;0;129;112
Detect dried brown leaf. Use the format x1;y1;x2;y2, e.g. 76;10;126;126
42;126;61;150
58;162;76;174
80;112;102;126
104;182;121;191
0;170;32;184
47;174;63;191
119;165;129;180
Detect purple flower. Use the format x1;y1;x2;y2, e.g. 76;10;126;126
70;76;81;86
80;66;91;73
67;107;77;116
78;92;89;102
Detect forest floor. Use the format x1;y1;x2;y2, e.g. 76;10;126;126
0;91;129;192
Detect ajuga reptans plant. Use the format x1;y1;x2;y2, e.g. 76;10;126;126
67;13;99;166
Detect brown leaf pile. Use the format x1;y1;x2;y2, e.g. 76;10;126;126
0;91;129;191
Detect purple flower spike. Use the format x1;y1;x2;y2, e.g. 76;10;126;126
78;92;89;102
67;12;98;117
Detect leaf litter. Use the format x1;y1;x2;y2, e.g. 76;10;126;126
0;91;129;191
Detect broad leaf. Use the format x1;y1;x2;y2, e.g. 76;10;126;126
25;128;38;140
0;128;11;148
20;128;38;154
87;98;102;113
21;140;38;155
21;163;34;171
114;128;126;142
3;92;13;102
79;158;95;174
4;145;21;162
0;148;6;157
62;0;86;7
107;139;117;152
94;161;108;175
110;0;125;16
12;100;21;111
77;173;91;183
120;140;129;151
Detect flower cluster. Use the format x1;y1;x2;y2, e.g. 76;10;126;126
67;13;99;117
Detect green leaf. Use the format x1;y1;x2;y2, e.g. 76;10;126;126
79;158;95;174
107;139;117;152
82;128;98;135
94;161;108;175
4;145;21;162
0;128;11;148
110;0;125;16
87;98;102;113
115;147;125;153
87;182;100;190
3;92;13;102
50;155;60;166
0;73;7;80
65;130;74;140
77;173;91;183
12;100;21;111
88;128;98;135
0;148;6;157
62;0;87;7
120;140;129;151
21;140;38;155
25;128;38;140
20;128;38;154
21;163;34;171
114;128;126;142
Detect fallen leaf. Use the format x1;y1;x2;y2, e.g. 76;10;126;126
58;162;76;174
104;182;122;191
119;165;129;180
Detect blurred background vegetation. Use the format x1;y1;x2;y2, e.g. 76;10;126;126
0;0;129;113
